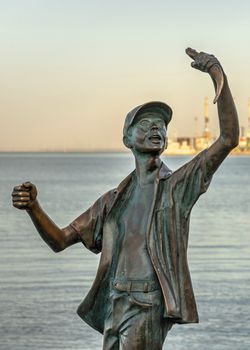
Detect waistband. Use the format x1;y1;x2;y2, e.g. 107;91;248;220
111;279;160;293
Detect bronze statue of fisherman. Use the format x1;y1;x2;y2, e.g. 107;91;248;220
12;48;239;350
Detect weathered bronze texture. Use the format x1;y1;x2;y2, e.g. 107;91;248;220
12;48;239;349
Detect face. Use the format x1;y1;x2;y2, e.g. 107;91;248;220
126;113;168;154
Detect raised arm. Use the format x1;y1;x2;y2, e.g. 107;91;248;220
186;48;239;179
12;182;80;252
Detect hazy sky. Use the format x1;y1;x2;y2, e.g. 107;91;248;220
1;0;250;151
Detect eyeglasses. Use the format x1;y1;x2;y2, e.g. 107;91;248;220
137;118;166;132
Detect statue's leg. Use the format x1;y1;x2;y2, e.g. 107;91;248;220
119;290;172;350
103;289;173;350
102;290;126;350
102;332;119;350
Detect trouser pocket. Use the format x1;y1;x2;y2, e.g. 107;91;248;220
129;294;152;307
128;290;162;308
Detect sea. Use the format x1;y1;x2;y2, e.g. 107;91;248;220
0;152;249;350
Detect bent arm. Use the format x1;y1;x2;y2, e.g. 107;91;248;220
12;182;80;252
205;72;239;178
26;199;80;252
12;182;109;254
186;48;239;179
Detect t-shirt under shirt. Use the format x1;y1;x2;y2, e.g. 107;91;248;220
115;181;158;282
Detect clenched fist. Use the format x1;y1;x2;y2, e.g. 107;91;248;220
12;182;38;210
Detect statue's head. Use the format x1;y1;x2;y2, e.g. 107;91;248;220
123;101;172;155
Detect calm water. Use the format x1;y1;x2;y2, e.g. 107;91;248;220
0;152;250;350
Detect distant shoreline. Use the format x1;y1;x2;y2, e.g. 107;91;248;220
0;150;250;156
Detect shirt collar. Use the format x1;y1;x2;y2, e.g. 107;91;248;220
158;161;172;180
115;161;172;195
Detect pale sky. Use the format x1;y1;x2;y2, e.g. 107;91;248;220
1;0;250;151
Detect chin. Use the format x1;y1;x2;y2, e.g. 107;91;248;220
140;146;165;154
148;143;166;154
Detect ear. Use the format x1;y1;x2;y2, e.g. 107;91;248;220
164;136;168;149
123;135;132;149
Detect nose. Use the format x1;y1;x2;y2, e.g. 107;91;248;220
151;122;158;130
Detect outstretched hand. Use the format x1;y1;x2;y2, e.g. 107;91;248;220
186;48;220;72
185;47;224;104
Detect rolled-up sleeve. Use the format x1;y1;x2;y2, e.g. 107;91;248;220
173;149;213;214
70;190;115;254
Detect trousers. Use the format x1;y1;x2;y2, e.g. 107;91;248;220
102;287;173;350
